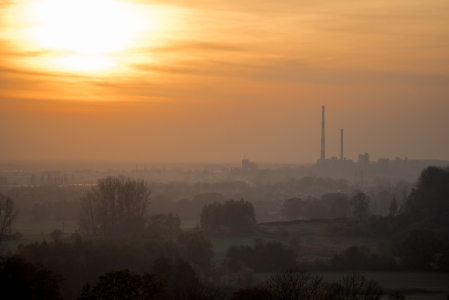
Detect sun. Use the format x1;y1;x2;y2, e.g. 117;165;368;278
16;0;149;72
3;0;182;74
28;0;142;55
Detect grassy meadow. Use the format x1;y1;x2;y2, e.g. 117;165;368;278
261;220;383;262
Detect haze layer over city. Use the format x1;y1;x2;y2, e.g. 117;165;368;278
1;1;449;300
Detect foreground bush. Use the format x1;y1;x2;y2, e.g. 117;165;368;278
0;256;64;300
79;269;165;300
231;269;383;300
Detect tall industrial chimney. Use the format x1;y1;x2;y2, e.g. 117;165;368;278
321;106;325;160
340;129;343;160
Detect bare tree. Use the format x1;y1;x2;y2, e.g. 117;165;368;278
0;193;19;245
79;176;151;236
265;268;328;300
327;273;383;300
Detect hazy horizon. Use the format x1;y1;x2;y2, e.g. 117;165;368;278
1;0;448;163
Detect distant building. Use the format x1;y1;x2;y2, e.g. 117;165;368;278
358;153;370;169
378;158;389;168
242;159;257;170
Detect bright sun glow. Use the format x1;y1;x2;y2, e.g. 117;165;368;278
17;0;151;72
27;0;143;55
2;0;183;74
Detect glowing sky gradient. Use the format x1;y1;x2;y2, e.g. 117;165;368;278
1;0;448;163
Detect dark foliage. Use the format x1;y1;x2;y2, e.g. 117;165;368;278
50;229;64;242
226;239;297;272
19;233;187;300
281;198;303;220
150;257;229;300
201;199;256;233
405;166;449;227
148;213;181;234
176;232;214;269
350;192;370;220
0;255;64;300
79;176;151;236
78;269;165;300
0;193;19;245
326;273;383;300
402;229;443;270
281;193;351;221
231;269;382;300
330;245;397;271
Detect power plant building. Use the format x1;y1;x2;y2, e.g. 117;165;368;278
314;106;448;181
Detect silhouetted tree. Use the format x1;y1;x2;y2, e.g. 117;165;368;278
405;166;449;226
266;269;327;300
201;199;256;233
78;269;165;300
0;256;64;300
388;199;398;216
331;197;350;219
176;232;213;269
0;193;19;245
327;272;383;300
281;198;304;220
50;229;63;242
350;192;370;220
402;229;442;270
148;213;181;234
79;176;151;236
151;257;201;299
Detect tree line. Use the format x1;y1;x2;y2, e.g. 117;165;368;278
1;254;387;300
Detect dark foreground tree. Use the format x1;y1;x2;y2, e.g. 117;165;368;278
0;193;19;245
150;257;229;300
78;269;165;300
265;269;328;300
405;166;449;226
327;273;383;300
231;269;382;300
176;232;214;269
402;229;442;270
0;256;64;300
79;176;151;236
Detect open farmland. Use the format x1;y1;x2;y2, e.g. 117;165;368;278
260;219;384;262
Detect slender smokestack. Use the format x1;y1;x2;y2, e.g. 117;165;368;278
321;106;325;160
340;129;343;160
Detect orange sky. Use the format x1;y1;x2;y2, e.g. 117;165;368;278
1;0;448;163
